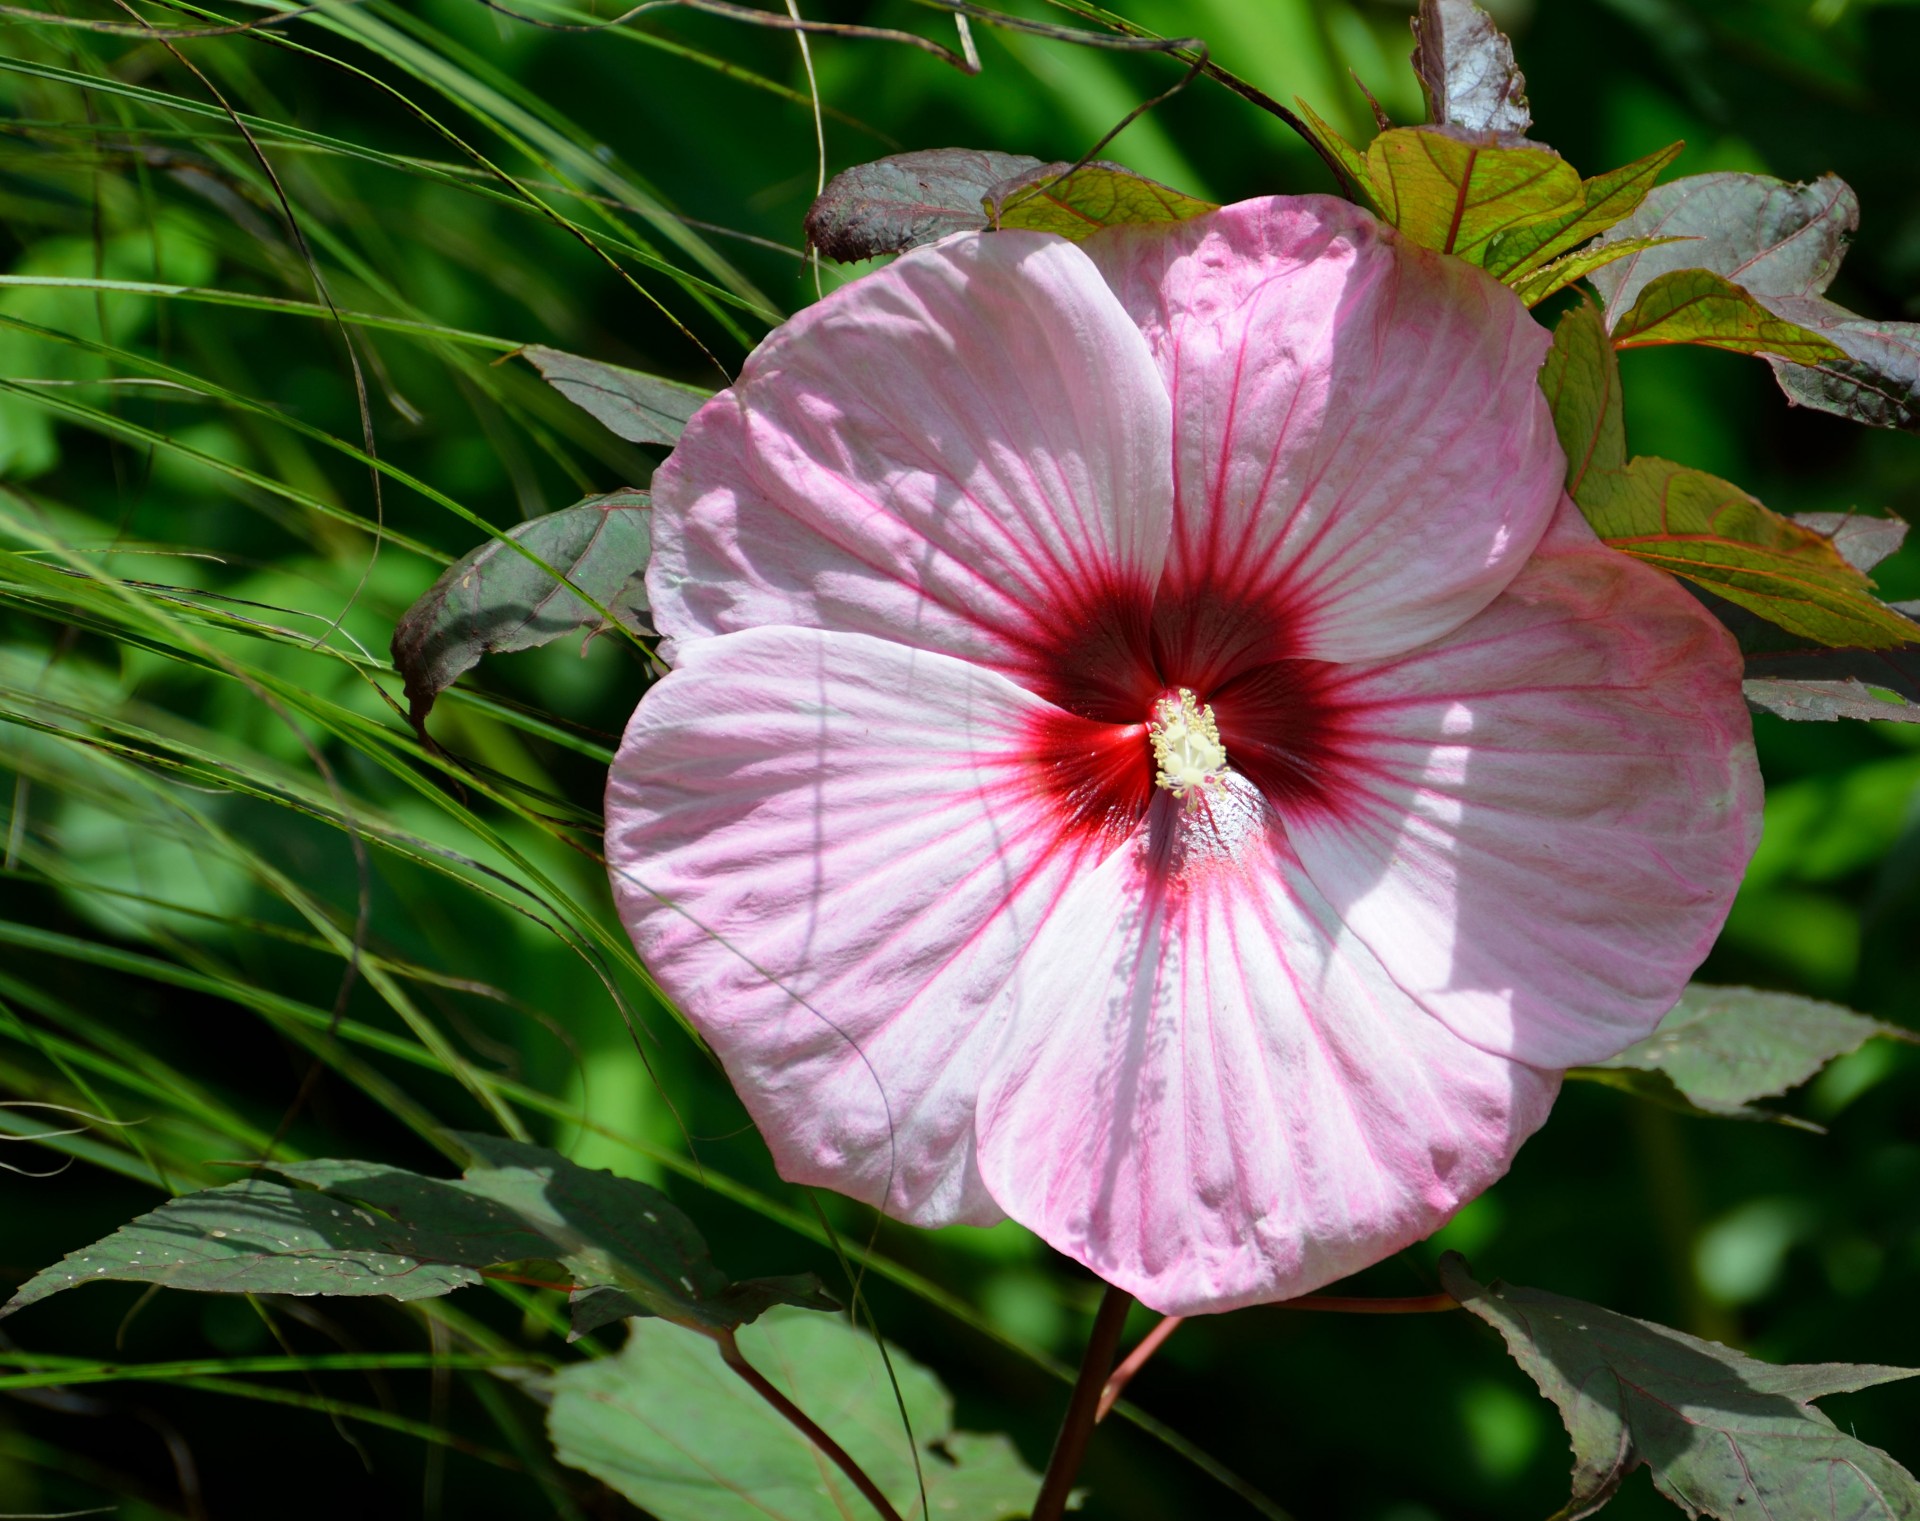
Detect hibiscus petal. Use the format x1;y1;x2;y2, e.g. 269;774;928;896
974;794;1558;1316
1285;502;1763;1069
647;232;1174;682
1083;195;1564;662
604;624;1128;1226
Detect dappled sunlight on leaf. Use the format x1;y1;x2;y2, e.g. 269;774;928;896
3;1136;837;1340
545;1308;1051;1521
1443;1255;1920;1520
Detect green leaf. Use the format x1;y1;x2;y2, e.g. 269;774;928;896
1611;268;1846;361
0;1179;484;1311
446;1135;838;1337
1508;234;1685;308
986;161;1217;241
1539;300;1625;496
1583;984;1911;1122
544;1308;1051;1521
1484;143;1684;282
2;1136;836;1339
389;490;651;733
1580;459;1916;647
1411;0;1531;137
519;344;712;448
1294;97;1669;289
1363;127;1584;265
1293;98;1375;207
1679;543;1920;722
1440;1255;1920;1521
1336;111;1682;300
803;149;1045;262
1568;1064;1825;1132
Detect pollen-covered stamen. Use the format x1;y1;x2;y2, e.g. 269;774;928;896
1148;688;1231;802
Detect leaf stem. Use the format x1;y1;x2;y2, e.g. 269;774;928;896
714;1329;905;1521
1093;1292;1462;1425
1032;1283;1134;1521
1097;1314;1183;1421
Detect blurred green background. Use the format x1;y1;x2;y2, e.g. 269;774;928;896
1;0;1918;1517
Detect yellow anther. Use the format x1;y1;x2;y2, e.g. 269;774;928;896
1148;688;1230;802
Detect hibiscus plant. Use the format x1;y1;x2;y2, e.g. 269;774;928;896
3;1;1919;1518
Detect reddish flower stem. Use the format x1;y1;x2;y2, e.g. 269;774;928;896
1095;1313;1184;1422
1095;1293;1461;1422
1031;1284;1134;1521
714;1328;905;1521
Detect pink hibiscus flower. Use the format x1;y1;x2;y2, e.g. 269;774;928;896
605;196;1761;1316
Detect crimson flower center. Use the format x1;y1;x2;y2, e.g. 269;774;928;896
1011;575;1360;847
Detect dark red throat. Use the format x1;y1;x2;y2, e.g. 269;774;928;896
1002;570;1363;849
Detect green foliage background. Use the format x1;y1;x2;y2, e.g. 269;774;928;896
0;0;1916;1517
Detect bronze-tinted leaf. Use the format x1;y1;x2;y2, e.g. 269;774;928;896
390;491;651;732
1764;299;1920;434
1744;673;1920;723
1691;575;1920;724
1589;171;1859;322
1442;1255;1920;1521
1584;171;1918;431
1411;0;1531;137
1792;509;1909;573
803;148;1044;262
521;345;711;448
